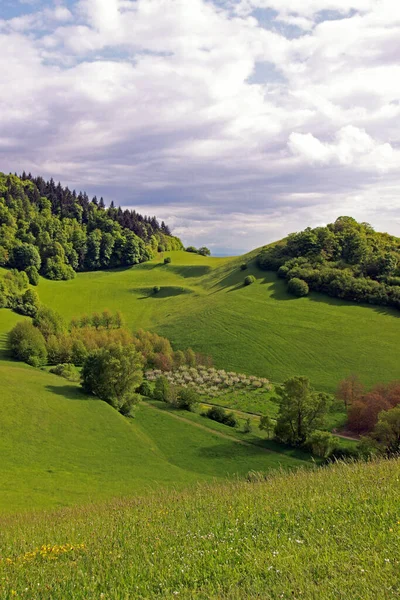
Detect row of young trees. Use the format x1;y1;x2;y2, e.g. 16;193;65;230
258;216;400;309
0;172;182;281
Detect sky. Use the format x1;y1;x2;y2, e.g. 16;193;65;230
0;0;399;254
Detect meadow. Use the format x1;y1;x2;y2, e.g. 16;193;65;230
34;250;400;392
0;458;399;599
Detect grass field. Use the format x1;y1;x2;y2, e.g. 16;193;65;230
32;250;400;393
1;458;399;599
0;309;309;511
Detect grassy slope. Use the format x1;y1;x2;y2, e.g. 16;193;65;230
1;459;399;599
35;250;400;392
0;310;308;513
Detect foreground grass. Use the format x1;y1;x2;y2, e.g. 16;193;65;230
34;251;400;392
1;459;399;599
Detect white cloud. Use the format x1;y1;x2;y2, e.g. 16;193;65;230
0;0;399;251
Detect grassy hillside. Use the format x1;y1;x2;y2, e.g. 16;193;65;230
0;310;308;512
1;459;399;599
33;250;400;392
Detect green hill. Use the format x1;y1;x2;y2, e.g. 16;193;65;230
0;314;308;512
1;458;398;599
33;250;400;392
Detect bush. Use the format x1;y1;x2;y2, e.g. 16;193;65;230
240;263;248;271
138;381;152;397
164;257;171;264
205;406;238;428
176;387;199;411
244;275;256;286
153;376;170;401
243;418;252;434
49;363;80;382
186;246;197;253
153;286;161;294
25;266;39;286
15;288;40;317
306;431;335;458
119;394;141;417
288;277;309;297
8;321;48;366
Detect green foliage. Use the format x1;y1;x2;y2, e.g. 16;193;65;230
16;288;40;317
370;406;400;454
243;417;252;433
33;306;66;340
288;277;309;297
9;243;41;272
205;405;238;428
198;247;211;256
244;275;256;286
153;376;171;402
174;387;199;411
25;265;39;286
275;376;331;446
0;172;182;281
307;430;335;457
259;414;273;438
49;363;80;382
137;380;152;397
164;257;171;264
153;285;161;294
258;217;400;310
81;344;143;412
240;262;248;271
8;321;47;366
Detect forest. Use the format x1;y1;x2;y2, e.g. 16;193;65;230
0;172;182;281
258;216;400;310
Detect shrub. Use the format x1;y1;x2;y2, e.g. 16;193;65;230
288;277;309;297
186;246;197;253
164;257;171;264
49;363;80;382
307;431;335;458
244;275;256;286
8;321;48;366
119;394;141;417
205;406;238;428
153;376;171;401
33;307;66;340
25;266;39;286
153;286;161;294
81;344;143;413
138;381;152;397
240;263;248;271
243;418;252;434
15;288;40;317
176;387;199;411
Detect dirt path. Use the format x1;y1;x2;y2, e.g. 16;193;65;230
144;402;273;453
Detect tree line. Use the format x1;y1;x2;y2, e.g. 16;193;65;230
258;216;400;310
0;172;182;281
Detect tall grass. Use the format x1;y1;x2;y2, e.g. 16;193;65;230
1;459;399;599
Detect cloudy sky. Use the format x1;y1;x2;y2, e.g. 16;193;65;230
1;0;399;253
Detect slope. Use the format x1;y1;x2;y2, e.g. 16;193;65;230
36;250;400;392
0;309;307;512
1;459;399;599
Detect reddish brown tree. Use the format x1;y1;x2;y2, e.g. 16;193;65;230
336;374;364;409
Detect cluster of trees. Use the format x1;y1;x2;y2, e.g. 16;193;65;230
258;217;400;309
337;374;400;435
186;246;211;256
0;269;40;316
204;406;238;428
151;376;200;411
334;374;400;456
0;172;182;281
8;307;210;374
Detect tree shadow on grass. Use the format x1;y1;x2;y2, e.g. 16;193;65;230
135;286;194;299
168;265;212;278
45;385;96;402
